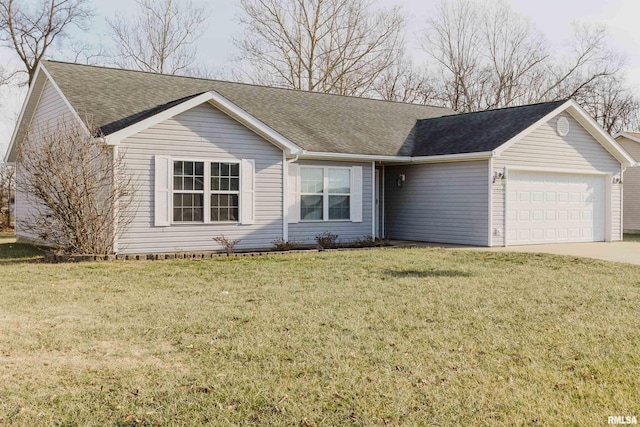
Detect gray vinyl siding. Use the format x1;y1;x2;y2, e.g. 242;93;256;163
288;160;373;244
384;161;489;246
15;79;75;242
618;138;640;232
117;102;284;254
492;112;623;245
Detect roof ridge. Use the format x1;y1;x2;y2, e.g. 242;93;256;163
417;99;569;122
42;59;453;110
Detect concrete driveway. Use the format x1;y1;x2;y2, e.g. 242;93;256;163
389;239;640;265
485;241;640;265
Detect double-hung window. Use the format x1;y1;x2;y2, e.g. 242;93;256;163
172;160;240;223
173;160;205;222
155;156;255;227
210;162;240;222
300;167;351;221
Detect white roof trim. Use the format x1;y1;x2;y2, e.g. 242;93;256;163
104;92;216;144
40;64;88;134
565;100;636;166
614;132;640;145
207;90;302;154
4;66;41;163
494;99;635;167
105;90;304;154
4;62;89;163
296;150;494;163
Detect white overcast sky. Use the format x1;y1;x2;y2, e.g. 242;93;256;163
2;0;640;156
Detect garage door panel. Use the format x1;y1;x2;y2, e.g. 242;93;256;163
506;171;605;245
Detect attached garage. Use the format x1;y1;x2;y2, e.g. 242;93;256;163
505;170;606;245
491;109;631;247
384;100;634;248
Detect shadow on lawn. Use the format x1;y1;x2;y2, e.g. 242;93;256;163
384;269;472;278
0;242;44;264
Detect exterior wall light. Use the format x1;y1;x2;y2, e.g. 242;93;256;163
492;172;504;184
397;174;406;187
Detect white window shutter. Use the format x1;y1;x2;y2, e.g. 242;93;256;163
154;155;171;226
350;166;363;223
241;159;256;224
288;163;300;224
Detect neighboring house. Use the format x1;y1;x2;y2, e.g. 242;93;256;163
614;132;640;233
4;61;636;254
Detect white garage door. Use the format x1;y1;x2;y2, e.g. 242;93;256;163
506;171;606;245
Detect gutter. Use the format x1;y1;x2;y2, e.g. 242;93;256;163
295;150;494;164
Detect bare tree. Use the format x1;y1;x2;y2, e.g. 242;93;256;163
373;57;436;104
107;0;208;75
0;0;93;85
574;75;640;134
421;0;636;128
236;0;406;96
0;163;14;229
16;120;135;254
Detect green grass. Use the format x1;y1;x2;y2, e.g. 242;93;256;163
1;240;639;426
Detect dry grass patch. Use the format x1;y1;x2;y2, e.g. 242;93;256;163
0;241;639;426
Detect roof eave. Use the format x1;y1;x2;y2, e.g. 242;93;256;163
296;150;494;163
614;131;640;145
4;61;90;163
105;90;304;155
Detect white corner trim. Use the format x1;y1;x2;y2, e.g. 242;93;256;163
487;157;493;247
371;162;375;238
282;152;288;242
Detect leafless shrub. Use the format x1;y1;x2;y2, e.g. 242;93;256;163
354;235;376;248
315;231;338;250
16;119;135;254
212;235;241;256
272;238;294;252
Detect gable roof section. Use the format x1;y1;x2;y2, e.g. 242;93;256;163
412;100;567;156
40;60;455;156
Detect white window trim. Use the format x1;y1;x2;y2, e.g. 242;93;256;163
300;165;352;222
171;157;242;225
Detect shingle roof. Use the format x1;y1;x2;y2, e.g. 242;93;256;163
42;60;455;156
41;61;568;158
412;100;567;156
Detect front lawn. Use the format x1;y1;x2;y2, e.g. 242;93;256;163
0;242;639;426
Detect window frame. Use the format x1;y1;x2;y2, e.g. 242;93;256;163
299;165;352;222
171;158;242;225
